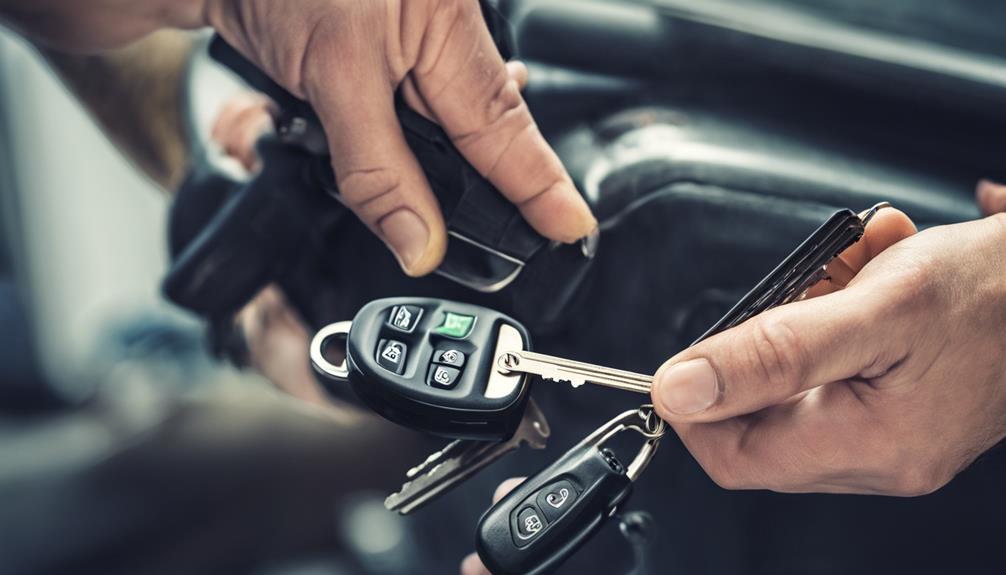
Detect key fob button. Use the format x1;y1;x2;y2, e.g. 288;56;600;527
433;348;466;368
428;365;461;389
513;505;548;544
432;311;476;339
535;480;578;522
376;339;408;374
387;305;423;333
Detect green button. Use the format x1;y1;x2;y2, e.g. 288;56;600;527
433;312;476;339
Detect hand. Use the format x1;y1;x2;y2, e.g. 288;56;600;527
203;0;596;275
211;99;360;414
235;286;332;407
211;92;275;173
651;209;1006;496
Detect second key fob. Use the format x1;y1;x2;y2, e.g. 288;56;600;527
314;298;534;441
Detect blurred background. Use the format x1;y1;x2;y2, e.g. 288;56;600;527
2;1;1006;574
0;28;173;398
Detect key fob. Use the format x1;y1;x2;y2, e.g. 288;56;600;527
475;408;663;575
312;298;533;441
477;448;630;575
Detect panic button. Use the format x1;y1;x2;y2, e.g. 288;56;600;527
433;312;476;339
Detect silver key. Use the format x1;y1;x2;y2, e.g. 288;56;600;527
496;350;652;394
384;399;551;515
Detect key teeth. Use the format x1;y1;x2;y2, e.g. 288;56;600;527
384;485;411;512
403;439;460;479
386;400;551;515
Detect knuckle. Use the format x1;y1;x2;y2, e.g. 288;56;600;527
889;465;945;497
700;454;753;491
747;316;808;395
988;211;1006;231
884;254;941;315
705;463;746;491
337;167;403;210
455;73;528;152
483;76;526;131
870;440;948;497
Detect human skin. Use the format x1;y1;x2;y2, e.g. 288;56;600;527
213;58;531;405
7;0;1005;560
651;208;1006;497
461;205;1006;575
0;0;597;276
184;6;1006;499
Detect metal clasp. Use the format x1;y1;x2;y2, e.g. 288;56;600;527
573;405;667;483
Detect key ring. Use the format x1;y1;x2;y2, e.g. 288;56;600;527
310;321;353;381
632;405;667;440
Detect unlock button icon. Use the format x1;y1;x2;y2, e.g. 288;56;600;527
536;480;577;521
546;488;569;509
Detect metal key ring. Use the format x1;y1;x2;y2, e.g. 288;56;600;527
636;405;666;439
309;321;353;382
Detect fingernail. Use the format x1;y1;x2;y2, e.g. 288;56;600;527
655;359;720;416
379;209;429;272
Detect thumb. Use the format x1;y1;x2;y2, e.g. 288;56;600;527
306;59;447;276
651;289;885;423
413;4;596;243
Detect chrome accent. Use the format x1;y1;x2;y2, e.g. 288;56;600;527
485;324;527;399
309;321;353;382
434;231;526;294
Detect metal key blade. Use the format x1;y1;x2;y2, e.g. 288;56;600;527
384;399;551;515
498;350;652;394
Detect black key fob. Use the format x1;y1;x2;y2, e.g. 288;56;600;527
475;407;663;575
311;297;533;441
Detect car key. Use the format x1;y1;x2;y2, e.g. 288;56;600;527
384;399;550;515
475;406;666;575
310;297;535;441
472;203;889;574
494;203;892;392
309;204;887;517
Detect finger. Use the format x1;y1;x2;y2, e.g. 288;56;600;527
460;552;492;575
232;104;274;172
399;76;435;121
977;179;1006;215
212;93;270;141
305;53;446;276
401;59;529;122
212;93;274;172
651;287;896;423
505;60;529;92
211;94;249;144
493;477;526;504
805;208;916;298
414;6;596;243
238;286;329;406
673;382;885;494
